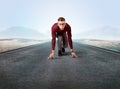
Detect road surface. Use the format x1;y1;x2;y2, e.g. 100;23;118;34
0;42;120;89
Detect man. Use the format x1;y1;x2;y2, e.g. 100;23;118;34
48;17;77;59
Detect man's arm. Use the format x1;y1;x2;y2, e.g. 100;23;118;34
48;25;56;59
51;26;56;52
67;25;73;51
67;25;78;58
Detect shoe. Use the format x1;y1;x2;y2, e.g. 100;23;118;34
58;50;62;56
62;48;65;53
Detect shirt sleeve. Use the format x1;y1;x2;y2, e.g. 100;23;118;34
51;25;56;50
67;25;73;49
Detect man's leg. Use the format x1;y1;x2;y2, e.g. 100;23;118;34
57;36;63;56
62;33;68;52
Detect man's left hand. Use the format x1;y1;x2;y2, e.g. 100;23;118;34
71;51;78;58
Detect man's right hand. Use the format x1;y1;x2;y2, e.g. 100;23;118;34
48;52;55;59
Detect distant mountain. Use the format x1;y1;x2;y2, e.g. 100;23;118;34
79;26;120;40
0;26;44;40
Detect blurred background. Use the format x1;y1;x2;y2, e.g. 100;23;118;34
0;0;120;40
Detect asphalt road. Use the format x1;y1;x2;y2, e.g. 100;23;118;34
0;42;120;89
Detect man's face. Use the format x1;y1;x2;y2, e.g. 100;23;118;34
57;21;66;30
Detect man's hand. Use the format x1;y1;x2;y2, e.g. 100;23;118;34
48;52;55;59
71;51;78;58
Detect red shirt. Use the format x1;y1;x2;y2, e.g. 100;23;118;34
51;23;73;50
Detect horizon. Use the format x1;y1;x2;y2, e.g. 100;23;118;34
0;25;120;41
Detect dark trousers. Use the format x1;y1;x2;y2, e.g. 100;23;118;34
57;33;68;51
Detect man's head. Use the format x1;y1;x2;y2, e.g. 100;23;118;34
57;17;66;30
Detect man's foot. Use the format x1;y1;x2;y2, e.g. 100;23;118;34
58;50;62;56
62;48;65;53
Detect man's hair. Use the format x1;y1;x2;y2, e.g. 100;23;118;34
58;17;65;21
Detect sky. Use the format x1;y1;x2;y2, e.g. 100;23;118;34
0;0;120;39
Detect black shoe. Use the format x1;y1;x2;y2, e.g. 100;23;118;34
58;50;62;56
62;48;65;53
